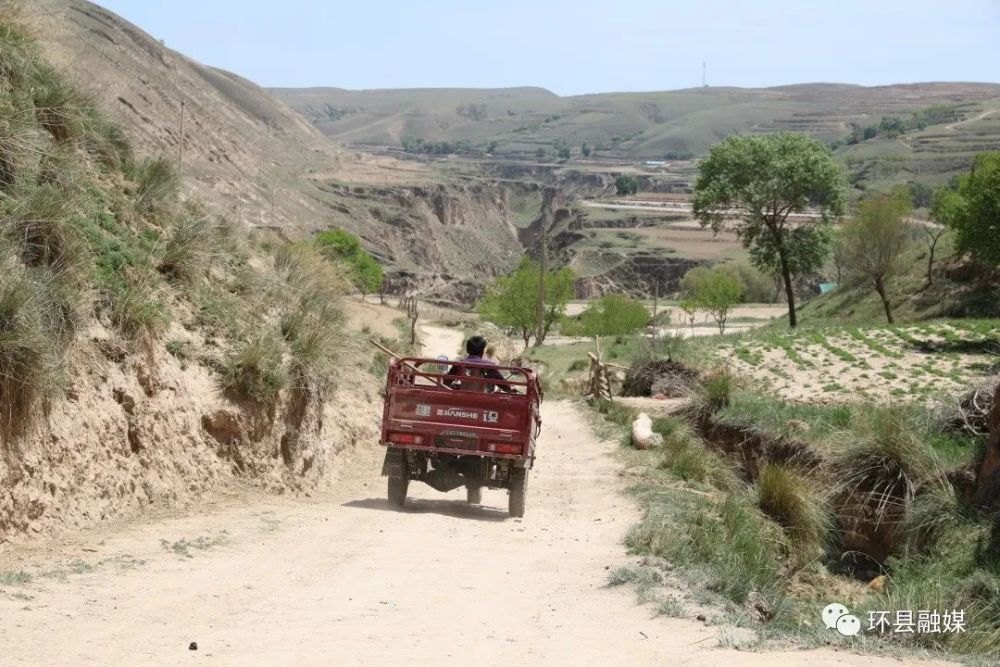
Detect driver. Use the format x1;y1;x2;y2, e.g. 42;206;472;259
445;336;516;393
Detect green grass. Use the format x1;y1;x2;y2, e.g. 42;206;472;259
159;532;229;559
221;331;288;403
157;214;221;284
0;570;32;586
756;464;832;561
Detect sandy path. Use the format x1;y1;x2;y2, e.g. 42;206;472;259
3;400;942;667
0;324;954;665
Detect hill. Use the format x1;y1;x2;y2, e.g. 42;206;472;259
273;83;1000;156
19;0;529;300
274;83;1000;190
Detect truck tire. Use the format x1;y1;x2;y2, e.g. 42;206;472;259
387;474;409;508
466;486;483;505
508;468;528;518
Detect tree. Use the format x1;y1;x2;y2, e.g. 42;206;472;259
314;229;383;297
615;174;639;196
907;180;934;209
678;298;699;333
534;147;547;160
571;294;649;339
581;143;592;157
477;259;575;349
829;228;848;284
692;132;847;328
925;188;961;286
682;266;743;334
946;152;1000;266
842;194;911;323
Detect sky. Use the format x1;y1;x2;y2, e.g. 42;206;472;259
95;0;1000;96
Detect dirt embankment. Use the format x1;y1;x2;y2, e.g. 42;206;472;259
0;317;380;544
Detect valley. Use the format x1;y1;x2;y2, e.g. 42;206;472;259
2;1;1000;665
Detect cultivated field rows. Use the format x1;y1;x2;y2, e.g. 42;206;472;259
719;321;998;403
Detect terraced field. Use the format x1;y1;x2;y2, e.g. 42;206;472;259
719;321;999;403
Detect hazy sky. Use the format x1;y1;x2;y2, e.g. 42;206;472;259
95;1;1000;95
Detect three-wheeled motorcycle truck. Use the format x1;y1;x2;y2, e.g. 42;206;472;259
379;356;542;517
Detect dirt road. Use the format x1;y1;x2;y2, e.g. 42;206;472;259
0;325;950;666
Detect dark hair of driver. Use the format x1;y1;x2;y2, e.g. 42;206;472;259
465;335;487;356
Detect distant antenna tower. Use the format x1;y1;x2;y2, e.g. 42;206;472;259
702;62;708;88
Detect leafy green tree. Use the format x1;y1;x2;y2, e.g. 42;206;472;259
862;126;878;140
945;152;1000;266
681;266;743;333
879;117;906;138
477;259;575;348
534;147;547;159
615;175;639;196
314;229;383;296
842;194;911;323
692;132;847;328
570;294;649;339
581;143;592;157
907;180;934;209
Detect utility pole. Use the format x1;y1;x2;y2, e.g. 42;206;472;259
535;207;547;348
651;278;659;341
177;100;185;174
702;62;707;88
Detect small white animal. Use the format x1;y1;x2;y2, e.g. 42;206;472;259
632;412;654;450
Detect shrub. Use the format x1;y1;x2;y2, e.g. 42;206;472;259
131;157;179;218
833;406;945;528
757;464;832;558
158;214;220;284
615;174;639;195
314;228;383;295
82;111;133;171
31;64;90;143
692;369;735;417
221;331;288;403
0;263;64;439
106;267;167;342
274;244;347;386
5;183;88;274
563;294;649;338
0;11;35;89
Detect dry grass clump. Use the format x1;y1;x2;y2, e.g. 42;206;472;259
756;463;832;559
131;156;178;218
106;265;167;343
0;256;65;440
157;214;221;284
274;243;348;391
833;406;946;529
221;329;288;404
31;64;90;143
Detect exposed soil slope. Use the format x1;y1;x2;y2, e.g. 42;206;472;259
23;1;527;297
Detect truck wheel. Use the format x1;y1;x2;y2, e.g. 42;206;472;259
508;468;528;518
466;486;483;505
387;474;409;508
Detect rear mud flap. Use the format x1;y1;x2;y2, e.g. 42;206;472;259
382;448;405;478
